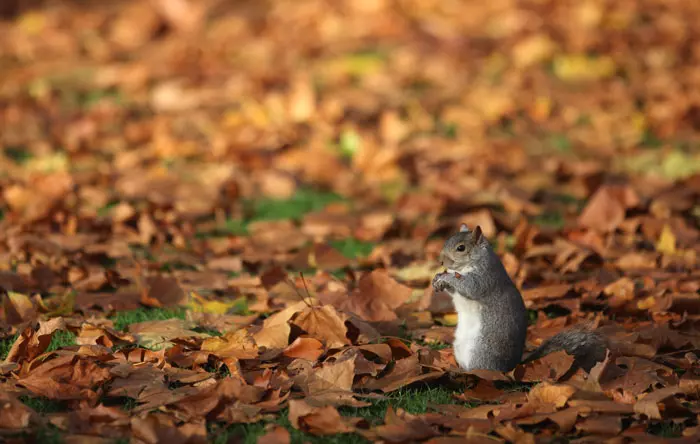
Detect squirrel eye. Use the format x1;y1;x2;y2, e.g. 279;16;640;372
456;244;466;252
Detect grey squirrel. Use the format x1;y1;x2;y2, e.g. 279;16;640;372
432;224;607;372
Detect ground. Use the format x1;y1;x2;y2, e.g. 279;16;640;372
1;0;700;443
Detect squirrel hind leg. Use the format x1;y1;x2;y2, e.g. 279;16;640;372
523;328;608;372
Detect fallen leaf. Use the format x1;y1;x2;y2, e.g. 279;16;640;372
0;392;32;429
283;337;324;361
578;184;639;232
656;224;677;255
292;305;350;349
527;382;577;408
257;426;290;444
337;270;413;321
129;318;207;350
288;399;355;435
3;291;37;325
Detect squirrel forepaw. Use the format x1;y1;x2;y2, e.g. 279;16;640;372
432;272;455;293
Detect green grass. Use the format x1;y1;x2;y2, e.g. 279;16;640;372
494;380;534;393
220;218;249;236
46;330;77;352
248;188;344;222
648;421;684;438
530;211;565;230
198;188;345;238
547;133;572;153
33;427;64;444
4;146;32;164
414;339;451;351
96;201;120;218
0;333;18;360
345;385;460;420
640;129;664;149
20;396;67;414
208;384;464;444
527;309;538;325
110;307;186;331
330;238;375;259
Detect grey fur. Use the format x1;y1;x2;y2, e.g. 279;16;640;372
522;326;608;372
434;226;607;372
433;226;527;371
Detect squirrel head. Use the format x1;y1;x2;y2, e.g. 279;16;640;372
439;224;487;272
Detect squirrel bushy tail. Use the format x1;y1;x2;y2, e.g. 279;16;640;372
522;326;608;371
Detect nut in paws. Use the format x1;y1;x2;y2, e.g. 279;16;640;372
432;273;454;293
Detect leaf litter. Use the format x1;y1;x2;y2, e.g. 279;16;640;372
2;0;700;442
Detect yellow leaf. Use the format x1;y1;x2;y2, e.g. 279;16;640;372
26;152;69;173
440;313;459;326
661;150;700;180
656;224;676;255
553;54;616;82
637;296;657;310
394;262;443;282
308;250;317;269
187;291;246;315
201;328;259;358
323;52;385;78
46;291;76;317
512;34;556;68
18;12;46;35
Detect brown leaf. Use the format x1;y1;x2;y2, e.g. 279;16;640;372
514;350;575;382
5;317;69;364
129;318;207;350
0;391;32;429
2;291;37;325
370;407;438;442
634;386;689;420
257;426;290;444
283;337;324;361
578;184;640;232
339;269;413;321
294;351;361;407
292;305;350;349
130;413;207;444
18;355;112;400
201;328;259;359
253;305;296;350
575;415;622;435
140;276;187;308
527;382;578;408
288;399;355;435
458;380;507;402
357;354;443;393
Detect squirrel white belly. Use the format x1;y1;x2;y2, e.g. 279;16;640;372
433;224;607;372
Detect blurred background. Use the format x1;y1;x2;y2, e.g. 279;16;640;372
1;0;699;287
3;2;700;441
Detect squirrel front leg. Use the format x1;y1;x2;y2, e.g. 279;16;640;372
433;272;487;299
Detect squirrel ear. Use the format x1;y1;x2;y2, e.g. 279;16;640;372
473;226;483;243
459;224;470;233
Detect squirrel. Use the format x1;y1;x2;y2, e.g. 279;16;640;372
432;224;607;372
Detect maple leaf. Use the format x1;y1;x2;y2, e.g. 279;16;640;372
292;305;350;349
